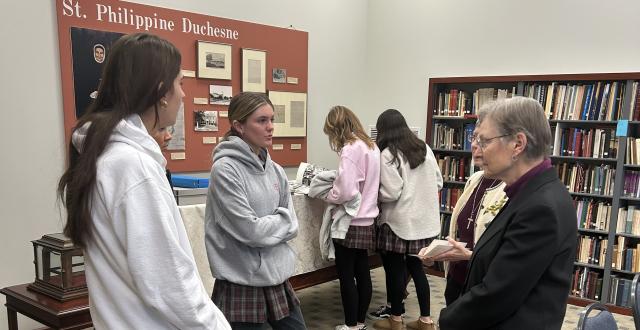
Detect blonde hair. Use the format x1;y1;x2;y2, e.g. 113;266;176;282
323;105;374;152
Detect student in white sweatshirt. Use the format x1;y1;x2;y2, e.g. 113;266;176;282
57;33;230;330
372;109;442;330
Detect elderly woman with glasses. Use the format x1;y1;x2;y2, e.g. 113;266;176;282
436;97;577;330
421;134;508;307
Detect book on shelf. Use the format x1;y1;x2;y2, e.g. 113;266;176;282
571;267;602;300
576;235;607;267
623;170;640;198
575;198;610;231
556;128;617;159
434;87;515;117
556;163;615;196
608;276;634;307
616;206;640;236
436;155;472;182
439;187;463;212
523;81;626;121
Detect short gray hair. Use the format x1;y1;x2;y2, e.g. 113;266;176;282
477;96;551;159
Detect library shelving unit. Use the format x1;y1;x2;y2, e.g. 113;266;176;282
427;72;640;315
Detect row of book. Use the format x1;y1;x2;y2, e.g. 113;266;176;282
439;187;463;212
431;123;475;150
576;235;607;267
556;163;615;196
607;276;635;307
433;88;515;116
571;267;602;300
554;128;618;159
622;170;640;198
524;81;626;121
626;81;640;121
575;198;610;231
436;155;475;182
616;206;640;236
625;137;640;165
612;236;640;272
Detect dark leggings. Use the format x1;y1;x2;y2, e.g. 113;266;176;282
381;251;431;317
334;243;372;326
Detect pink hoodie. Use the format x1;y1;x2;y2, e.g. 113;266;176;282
325;139;381;226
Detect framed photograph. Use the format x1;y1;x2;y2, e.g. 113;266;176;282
197;41;232;80
268;91;307;137
242;48;266;92
272;68;286;83
209;85;232;105
194;110;219;132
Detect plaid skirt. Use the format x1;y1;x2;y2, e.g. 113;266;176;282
333;224;376;250
377;223;435;254
211;279;299;323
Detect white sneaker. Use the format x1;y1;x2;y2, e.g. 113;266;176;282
335;325;368;330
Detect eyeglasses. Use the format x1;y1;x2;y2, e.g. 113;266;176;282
468;134;511;149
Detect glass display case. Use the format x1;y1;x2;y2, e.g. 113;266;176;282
27;233;87;301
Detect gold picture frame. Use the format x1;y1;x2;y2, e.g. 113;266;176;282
197;41;232;80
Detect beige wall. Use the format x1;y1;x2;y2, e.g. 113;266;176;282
0;1;368;329
2;0;640;329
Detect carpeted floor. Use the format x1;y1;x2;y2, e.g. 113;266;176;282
296;267;635;330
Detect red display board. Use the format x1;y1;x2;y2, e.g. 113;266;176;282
56;0;308;171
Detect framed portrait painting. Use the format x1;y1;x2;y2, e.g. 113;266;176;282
242;48;266;92
197;41;232;80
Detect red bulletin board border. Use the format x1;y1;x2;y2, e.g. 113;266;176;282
56;0;308;171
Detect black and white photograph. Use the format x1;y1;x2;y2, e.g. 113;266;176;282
205;52;225;68
272;68;286;83
197;41;232;80
194;110;219;132
209;85;233;105
70;27;124;119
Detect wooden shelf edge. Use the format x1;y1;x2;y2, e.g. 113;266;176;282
567;295;632;316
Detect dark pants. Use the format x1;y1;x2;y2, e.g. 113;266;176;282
230;303;307;330
444;275;464;306
381;251;431;317
334;243;372;326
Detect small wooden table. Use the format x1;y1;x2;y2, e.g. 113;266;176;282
1;284;91;330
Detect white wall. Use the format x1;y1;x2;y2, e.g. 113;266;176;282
0;1;65;329
0;1;368;329
2;1;640;329
363;0;640;138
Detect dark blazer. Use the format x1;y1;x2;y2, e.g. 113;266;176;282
439;168;577;330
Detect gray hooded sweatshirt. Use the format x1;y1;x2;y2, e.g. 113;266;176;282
205;136;299;286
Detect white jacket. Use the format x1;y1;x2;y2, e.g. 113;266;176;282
72;114;230;330
378;145;443;240
308;170;361;260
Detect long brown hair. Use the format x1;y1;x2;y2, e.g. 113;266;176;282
323;105;374;152
57;33;181;247
376;109;426;169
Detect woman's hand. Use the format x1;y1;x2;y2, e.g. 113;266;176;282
418;237;472;264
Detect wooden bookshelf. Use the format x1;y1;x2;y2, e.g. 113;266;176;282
427;72;640;314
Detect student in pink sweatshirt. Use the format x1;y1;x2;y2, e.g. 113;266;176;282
323;106;381;330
